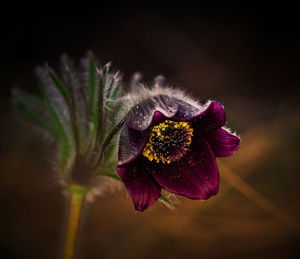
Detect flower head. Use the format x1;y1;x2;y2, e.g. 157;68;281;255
117;84;240;212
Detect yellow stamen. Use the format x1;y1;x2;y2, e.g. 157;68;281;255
142;120;193;164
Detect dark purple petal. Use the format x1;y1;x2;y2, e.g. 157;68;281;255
193;101;226;130
149;135;219;199
118;124;149;166
117;161;161;212
203;128;240;157
148;111;168;128
126;95;179;131
172;99;205;121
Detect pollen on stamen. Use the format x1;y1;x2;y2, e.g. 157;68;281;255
142;120;193;164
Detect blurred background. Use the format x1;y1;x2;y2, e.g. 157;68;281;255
1;2;299;259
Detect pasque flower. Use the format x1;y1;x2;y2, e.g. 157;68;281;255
13;52;239;259
117;85;240;212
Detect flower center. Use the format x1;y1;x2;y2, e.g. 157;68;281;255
142;120;193;164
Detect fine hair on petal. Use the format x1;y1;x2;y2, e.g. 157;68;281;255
118;83;212;121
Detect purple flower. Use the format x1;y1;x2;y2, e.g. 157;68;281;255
117;91;240;212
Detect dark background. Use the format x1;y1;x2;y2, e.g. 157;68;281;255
1;2;300;259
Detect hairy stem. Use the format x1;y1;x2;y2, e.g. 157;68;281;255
63;185;87;259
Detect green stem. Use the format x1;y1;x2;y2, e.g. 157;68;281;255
63;185;87;259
